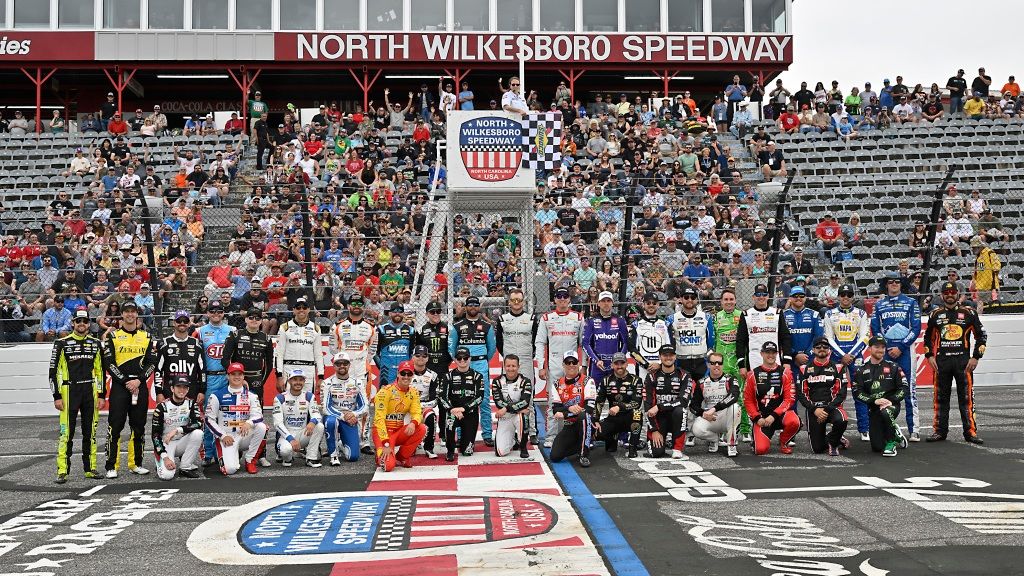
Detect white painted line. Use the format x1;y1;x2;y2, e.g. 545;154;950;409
415;507;485;514
144;507;235;513
898;490;1024;500
963;524;1024;530
920;502;1024;512
948;518;1024;525
939;512;1024;519
410;534;487;543
594;492;666;499
78;485;106;497
975;529;1024;534
408;524;485;532
416;498;483;505
743;484;879;494
0;453;49;458
408;513;483;521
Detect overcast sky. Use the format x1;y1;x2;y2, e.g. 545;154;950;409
777;0;1020;92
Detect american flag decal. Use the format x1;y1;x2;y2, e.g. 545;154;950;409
521;112;563;171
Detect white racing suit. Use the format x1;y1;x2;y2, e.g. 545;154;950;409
630;314;673;381
206;386;268;475
491;374;533;457
689;374;741;449
151;397;203;481
276;320;324;393
273;390;325;462
329;318;376;385
533;309;584;444
410;367;441;453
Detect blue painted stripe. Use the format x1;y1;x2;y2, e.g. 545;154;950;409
547;453;651;576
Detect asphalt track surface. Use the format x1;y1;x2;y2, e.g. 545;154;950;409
1;385;1021;576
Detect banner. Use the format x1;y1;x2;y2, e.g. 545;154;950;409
446;111;536;191
521;112;562;171
0;32;95;61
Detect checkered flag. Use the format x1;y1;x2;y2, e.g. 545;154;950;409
521;112;562;171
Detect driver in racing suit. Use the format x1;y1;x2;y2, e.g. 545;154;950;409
321;352;369;465
690;351;741;457
449;296;496;445
491;354;532;458
672;286;716;382
798;336;850;456
583;291;629;384
712;288;747;440
534;287;584;447
549;350;596;468
222;308;274;402
275;297;324;395
193;299;236;465
870;272;922;441
329;294;376;385
272;370;324;467
822;284;870;440
736;283;792;450
155;310;206;403
50;308;104;483
410;345;442;458
643;345;694;459
595;352;644;459
630;293;673;382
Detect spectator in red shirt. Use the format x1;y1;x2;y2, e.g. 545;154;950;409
262;263;288;306
355;263;380;298
205;252;235;295
777;105;800;134
303;133;325;159
224;112;244;135
814;212;844;265
107;113;129;136
412;120;431;144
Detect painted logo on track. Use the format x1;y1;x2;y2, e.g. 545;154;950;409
200;492;557;561
459;117;522;182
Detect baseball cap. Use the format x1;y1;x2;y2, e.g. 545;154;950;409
288;368;307;380
426;301;443;313
598;291;614;301
170;376;191;388
173;310;191;321
813;336;830;348
245;308;263;319
562;350;579;362
207;300;224;311
332;351;352;364
941;281;960;293
74;309;89;320
455;347;471;359
838;284;855;296
413;345;429;357
643;293;659;303
760;341;779;353
659;344;676;355
554;288;570;299
293;297;309;308
226;362;245;374
753;283;769;296
465;296;481;307
389;302;405;313
681;287;698;298
121;300;139;310
868;335;887;347
348;294;364;306
790;286;806;296
611;352;628;363
398;360;415;374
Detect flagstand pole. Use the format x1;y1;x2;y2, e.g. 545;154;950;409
519;58;526;104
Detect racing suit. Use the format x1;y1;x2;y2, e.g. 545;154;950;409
923;305;986;439
630;314;674;381
712;309;746;434
643;366;694;457
206;385;268;474
155;334;206;400
222;328;274;401
852;360;908;453
272;390;324;462
449;316;496;440
783;306;823;418
416;320;452;375
736;306;793;373
102;326;158;472
689;373;741;449
582;314;629;382
797;360;849;453
871;294;922;435
534;309;584;443
549;375;597;462
823;305;870;433
439;367;484;454
411;367;441;453
671;308;716;381
491;374;532;457
151;396;203;480
743;365;799;455
595;371;644;453
320;374;369;461
50;333;104;476
372;383;426;471
496;311;536;367
194;321;236;460
276;319;325;394
376;321;415;389
330;317;377;384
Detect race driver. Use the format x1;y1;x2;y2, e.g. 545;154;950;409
206;362;267;475
822;283;870;441
440;347;485;460
923;281;986;444
534;287;584;447
272;370;324;467
671;286;716;382
690;351;741;458
409;345;442;458
194;299;236;464
595;352;644;459
549;350;597;468
871;272;922;442
712;288;746;438
643;345;694;459
492;354;533;458
448;296;496;445
373;360;427;472
321;352;369;465
630;293;673;382
151;376;203;480
275;296;324;394
853;336;909;456
798;336;850;456
154;310;206;403
50;308;104;483
222;308;275;466
744;341;799;455
376;301;415;389
582;291;629;384
329;293;376;385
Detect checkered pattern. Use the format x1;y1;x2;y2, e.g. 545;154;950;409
373;495;414;551
521;112;563;170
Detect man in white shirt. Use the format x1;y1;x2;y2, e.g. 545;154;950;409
945;210;974;243
438;79;458;119
502;77;529;115
892;96;916;124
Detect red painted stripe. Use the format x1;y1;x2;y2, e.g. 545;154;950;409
366;478;458;492
331;554;458;576
413;508;484;517
509;536;586;549
458;461;544;478
491;487;563;496
410;539;482;549
407;518;481;527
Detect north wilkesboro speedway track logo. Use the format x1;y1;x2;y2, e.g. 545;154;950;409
194;492;556;560
459;117;523;182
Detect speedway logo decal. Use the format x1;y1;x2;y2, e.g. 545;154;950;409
188;491;562;564
458;117;523;182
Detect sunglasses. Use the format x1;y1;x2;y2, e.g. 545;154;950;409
427;309;440;314
814;344;831;349
563;360;579;366
294;305;309;309
174;318;191;324
754;292;769;297
791;294;806;298
455;356;470;361
682;295;697;300
334;360;351;366
510;83;520;87
707;360;724;366
398;370;414;377
839;292;854;297
72;318;90;324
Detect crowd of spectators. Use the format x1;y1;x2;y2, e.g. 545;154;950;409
0;66;1017;342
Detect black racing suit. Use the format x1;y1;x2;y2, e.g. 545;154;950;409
643;366;694;457
852;360;908;453
923;305;986;439
102;326;158;471
439;367;484;454
797;359;849;453
416;320;452;376
154;334;206;400
595;371;644;452
50;333;104;476
222;328;275;400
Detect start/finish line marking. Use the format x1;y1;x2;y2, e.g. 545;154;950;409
593;484;880;499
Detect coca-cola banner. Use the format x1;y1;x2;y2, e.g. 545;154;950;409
0;32;95;61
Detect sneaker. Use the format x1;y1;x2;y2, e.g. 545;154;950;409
828;445;840;457
896;429;908;449
579;456;591;468
707;440;719;454
529;435;538;446
84;470;101;479
129;466;150;476
424;449;437;460
780;445;793;455
105;469;118;479
519;448;530;459
839;437;851;450
55;474;68;484
282;458;293;468
627;447;638;459
306;459;322;468
670;449;683;459
360;445;374;455
787;438;797;447
882;441;897;457
245;459;259;474
741;433;752;444
259;457;273;467
685;436;696;447
860;432;870;442
909;432;921;443
543;439;553;448
445;452;455;462
462;446;474;457
179;468;201;479
925;433;947;442
329;455;341;466
483;438;495;447
726;445;738;458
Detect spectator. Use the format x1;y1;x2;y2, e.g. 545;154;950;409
920;94;945;123
975;210;1008;244
970;236;1001;314
777;105;800;134
149;105;168;133
814;213;843;265
908;220;929;259
964;93;985;119
945;209;974;244
8;111;29;136
39;296;72;342
730;102;753;138
841;213;865;248
945;69;968;116
972;67;992;97
835;116;859;142
759;142;787;180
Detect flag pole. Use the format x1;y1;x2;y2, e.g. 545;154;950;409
519;58;526;104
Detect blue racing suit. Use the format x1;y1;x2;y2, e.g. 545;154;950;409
822;306;870;433
449;316;497;441
193;322;236;460
320;375;369;461
373;322;414;387
783;306;824;415
871;294;922;434
582;314;629;382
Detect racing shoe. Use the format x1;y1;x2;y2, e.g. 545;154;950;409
179;468;201;479
860;432;870;442
281;458;293;468
672;449;685;459
519;445;530;459
259;457;273;467
708;440;720;454
627;447;638;459
84;470;101;479
896;428;909;449
925;433;947;442
360;445;375;455
882;441;898;457
306;459;323;468
787;438;797;447
245;459;259;474
462;445;474;457
329;454;341;466
828;445;840;457
424;449;437;460
838;436;851;450
726;445;738;458
445;451;456;462
543;439;553;449
105;469;118;479
128;465;150;475
55;474;68;484
741;433;752;444
529;435;538;446
579;455;591;468
909;432;921;443
964;435;985;445
685;436;696;447
780;443;793;455
483;438;495;447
